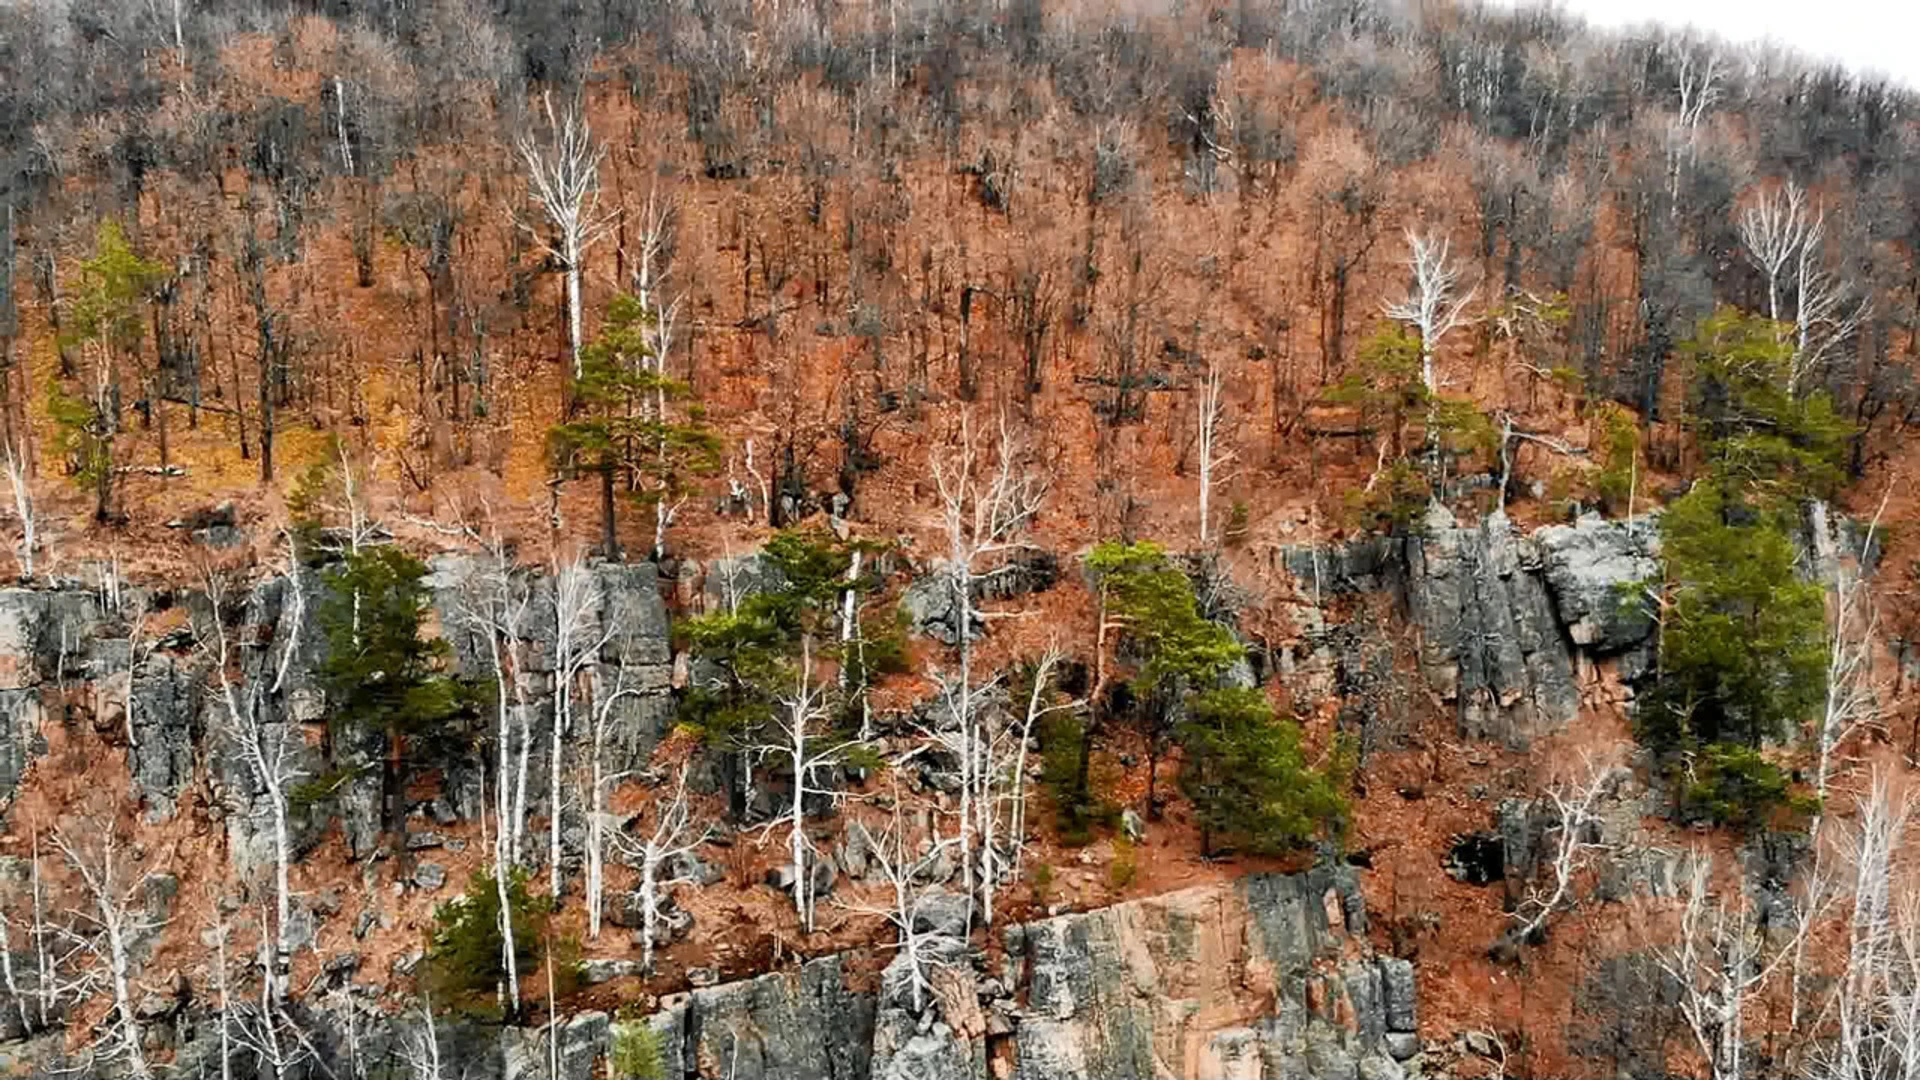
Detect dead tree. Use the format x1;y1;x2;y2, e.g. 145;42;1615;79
610;764;714;971
753;639;864;932
517;93;614;380
1652;850;1816;1080
1506;754;1615;947
1194;351;1235;546
397;996;445;1080
1383;229;1476;395
549;550;614;900
927;410;1047;926
453;535;531;1009
51;823;167;1080
585;652;649;940
835;814;960;1014
4;442;32;581
202;558;305;1003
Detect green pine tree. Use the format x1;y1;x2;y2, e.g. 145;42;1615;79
1641;308;1850;829
549;294;722;561
1085;540;1347;854
317;545;473;837
55;221;165;522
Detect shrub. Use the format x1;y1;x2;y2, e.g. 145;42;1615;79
1108;836;1138;889
611;1022;667;1080
1675;743;1816;829
1590;403;1639;513
423;867;551;1013
1031;863;1055;907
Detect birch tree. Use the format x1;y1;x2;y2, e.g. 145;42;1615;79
1739;181;1813;326
202;561;306;1004
836;815;960;1014
927;410;1047;926
585;653;647;940
51;823;166;1080
454;536;531;1009
1383;229;1476;395
1194;352;1235;546
754;638;864;932
1653;851;1814;1080
4;442;33;582
397;997;445;1080
610;765;714;970
517;93;613;380
1506;754;1614;947
548;552;617;900
1735;180;1869;395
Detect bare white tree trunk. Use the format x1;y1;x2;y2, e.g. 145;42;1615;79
755;639;864;932
517;93;612;380
4;443;32;582
836;812;958;1015
1383;229;1477;395
52;828;163;1080
928;410;1048;927
1195;351;1235;545
612;765;713;971
1508;754;1615;945
204;563;303;1003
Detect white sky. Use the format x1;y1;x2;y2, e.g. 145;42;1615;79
1513;0;1920;90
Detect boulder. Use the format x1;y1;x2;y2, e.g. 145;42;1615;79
1535;513;1660;654
911;890;972;938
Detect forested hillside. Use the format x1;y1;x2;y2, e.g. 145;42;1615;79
0;1;1915;1078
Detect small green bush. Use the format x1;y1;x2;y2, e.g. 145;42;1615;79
423;867;551;1012
1031;863;1055;907
1108;836;1138;889
1675;743;1816;829
611;1021;667;1079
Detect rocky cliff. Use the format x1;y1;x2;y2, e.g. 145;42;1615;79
10;866;1414;1080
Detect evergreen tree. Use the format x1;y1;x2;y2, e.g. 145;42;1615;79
424;866;550;1014
55;221;164;522
1179;686;1349;856
678;528;891;812
1085;540;1347;854
549;294;721;561
317;545;472;836
1641;308;1849;828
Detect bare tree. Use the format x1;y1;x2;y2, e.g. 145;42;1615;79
629;188;688;559
51;822;167;1080
4;442;32;581
1739;181;1813;326
396;997;445;1080
753;639;864;932
1194;351;1235;546
517;93;614;380
550;551;615;901
610;764;713;970
453;533;531;1009
927;410;1047;926
1653;850;1814;1080
202;557;306;1003
1735;180;1870;394
585;653;648;940
227;915;315;1080
1506;754;1615;946
1383;229;1476;394
835;814;960;1014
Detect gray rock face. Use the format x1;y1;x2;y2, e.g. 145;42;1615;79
679;954;877;1080
1285;508;1666;748
1407;508;1581;747
1534;513;1660;654
1009;868;1405;1080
